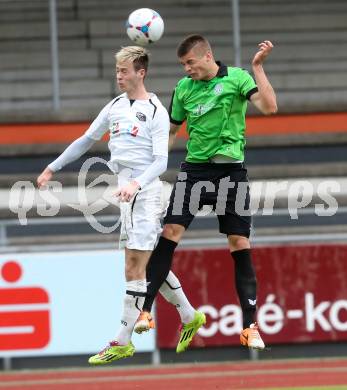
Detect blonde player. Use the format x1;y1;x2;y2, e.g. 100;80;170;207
37;47;204;364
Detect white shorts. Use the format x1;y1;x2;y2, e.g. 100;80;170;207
118;177;170;251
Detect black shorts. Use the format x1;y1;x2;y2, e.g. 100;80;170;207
164;162;251;237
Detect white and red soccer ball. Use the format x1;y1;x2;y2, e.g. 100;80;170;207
126;8;164;46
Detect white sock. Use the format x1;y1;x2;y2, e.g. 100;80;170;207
115;279;146;345
159;271;196;324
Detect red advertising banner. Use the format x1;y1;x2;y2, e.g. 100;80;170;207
156;244;347;348
0;261;50;351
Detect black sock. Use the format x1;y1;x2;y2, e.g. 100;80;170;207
143;236;178;312
231;248;257;329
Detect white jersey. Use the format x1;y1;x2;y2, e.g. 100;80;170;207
85;92;169;170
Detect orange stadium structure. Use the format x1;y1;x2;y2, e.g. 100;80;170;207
1;112;347;145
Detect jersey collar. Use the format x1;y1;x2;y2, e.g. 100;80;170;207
216;61;228;77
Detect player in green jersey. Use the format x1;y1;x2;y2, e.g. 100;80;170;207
135;35;277;351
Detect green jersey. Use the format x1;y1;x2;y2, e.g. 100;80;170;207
169;62;257;162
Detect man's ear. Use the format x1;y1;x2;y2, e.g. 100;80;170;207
205;50;213;62
138;69;146;78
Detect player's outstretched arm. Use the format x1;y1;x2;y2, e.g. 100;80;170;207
250;40;278;115
36;134;96;188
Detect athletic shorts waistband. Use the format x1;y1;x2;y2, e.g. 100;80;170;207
181;161;245;169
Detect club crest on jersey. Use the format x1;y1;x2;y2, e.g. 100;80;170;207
214;83;223;95
136;112;146;122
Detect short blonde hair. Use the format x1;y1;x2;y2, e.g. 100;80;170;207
115;46;149;72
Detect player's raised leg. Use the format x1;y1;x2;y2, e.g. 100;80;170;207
159;271;206;353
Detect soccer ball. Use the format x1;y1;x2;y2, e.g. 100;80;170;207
126;8;164;46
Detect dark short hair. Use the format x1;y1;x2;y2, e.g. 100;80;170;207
177;34;211;57
133;54;149;73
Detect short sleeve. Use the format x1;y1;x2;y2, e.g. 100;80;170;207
85;99;114;140
151;106;170;157
168;85;186;125
239;70;258;100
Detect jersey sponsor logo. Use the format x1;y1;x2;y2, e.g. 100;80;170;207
113;124;140;137
136;112;147;122
130;126;139;137
214;83;223;95
110;121;120;134
193;102;215;116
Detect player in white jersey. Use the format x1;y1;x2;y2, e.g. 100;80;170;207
37;46;204;364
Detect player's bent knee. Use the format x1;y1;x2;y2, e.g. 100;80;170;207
125;261;136;280
125;264;145;281
162;224;184;243
228;235;250;252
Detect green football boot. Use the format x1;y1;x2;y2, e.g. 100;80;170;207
176;311;206;353
88;341;135;365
